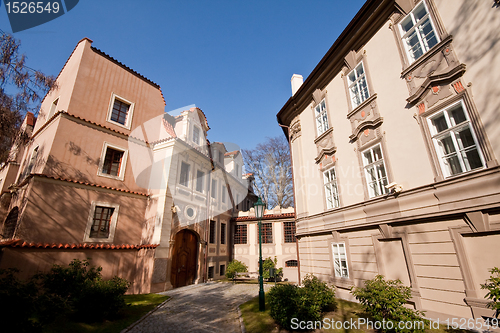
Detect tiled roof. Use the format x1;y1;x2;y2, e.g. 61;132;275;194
225;150;239;157
232;213;295;222
0;239;158;250
33;174;149;197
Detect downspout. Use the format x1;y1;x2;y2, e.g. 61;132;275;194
278;123;301;285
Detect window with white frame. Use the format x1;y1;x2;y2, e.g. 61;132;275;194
222;185;226;203
348;62;370;108
196;170;204;192
98;143;127;180
362;144;389;198
107;94;135;129
84;202;119;242
399;1;439;63
427;101;484;177
323;168;340;209
332;243;349;278
315;99;329;136
180;162;190;187
193;126;200;145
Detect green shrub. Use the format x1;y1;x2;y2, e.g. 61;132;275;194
225;259;248;279
481;267;500;318
268;274;336;331
262;257;283;280
351;275;426;332
37;258;131;322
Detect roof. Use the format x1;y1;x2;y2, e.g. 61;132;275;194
225;150;240;157
0;239;158;250
232;212;295;222
276;0;394;131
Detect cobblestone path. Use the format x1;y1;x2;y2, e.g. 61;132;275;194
125;282;270;333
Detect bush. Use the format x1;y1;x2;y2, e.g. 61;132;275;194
351;275;426;333
37;258;131;322
481;267;500;318
262;257;283;280
268;274;336;331
225;259;248;279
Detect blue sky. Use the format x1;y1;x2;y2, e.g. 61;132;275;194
0;0;365;150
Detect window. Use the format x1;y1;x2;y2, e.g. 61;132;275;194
196;170;204;192
284;222;296;243
220;264;226;276
222;185;226;203
332;243;349;278
348;62;369;108
234;225;247;244
180;162;190;187
107;94;134;129
209;220;216;244
25;146;39;177
221;223;226;244
399;1;439;63
219;151;224;164
235;164;239;178
211;179;217;198
261;223;273;244
362;145;389;198
193;126;200;145
84;202;119;242
208;266;214;279
428;101;484;177
315;99;329;135
323;168;340;209
47;98;58;120
285;260;298;267
102;148;124;176
98;143;127;180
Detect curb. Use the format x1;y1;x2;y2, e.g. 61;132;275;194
121;297;172;333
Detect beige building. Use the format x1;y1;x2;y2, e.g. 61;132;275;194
277;0;500;321
232;207;298;282
0;38;252;293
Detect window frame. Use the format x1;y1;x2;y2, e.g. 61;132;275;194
209;220;216;244
285;260;298;268
323;167;340;210
220;222;226;245
283;221;296;243
314;99;329;136
234;224;247;244
347;61;370;109
192;125;201;145
221;185;227;203
211;179;217;199
97;142;128;181
106;93;135;130
83;202;119;243
331;242;349;279
398;0;440;64
195;170;204;193
362;144;389;198
47;97;59;121
426;100;485;178
261;222;273;244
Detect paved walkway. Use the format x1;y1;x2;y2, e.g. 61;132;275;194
125;282;271;333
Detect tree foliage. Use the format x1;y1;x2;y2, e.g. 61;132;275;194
481;267;500;318
241;136;293;209
0;30;56;164
262;256;283;280
351;275;426;332
225;259;248;279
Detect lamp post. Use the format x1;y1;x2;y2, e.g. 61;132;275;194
254;197;266;311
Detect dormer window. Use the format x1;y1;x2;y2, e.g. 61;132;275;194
193;126;200;145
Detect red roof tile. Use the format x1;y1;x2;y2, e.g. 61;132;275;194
0;239;158;250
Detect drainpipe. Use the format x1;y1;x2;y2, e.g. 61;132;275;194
278;123;301;285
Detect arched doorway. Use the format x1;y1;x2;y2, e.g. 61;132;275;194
170;229;198;288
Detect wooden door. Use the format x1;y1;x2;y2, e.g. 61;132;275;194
171;229;198;288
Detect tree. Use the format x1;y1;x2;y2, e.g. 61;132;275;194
241;136;293;209
0;30;56;164
481;267;500;318
225;259;248;279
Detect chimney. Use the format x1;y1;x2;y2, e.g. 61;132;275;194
291;74;303;95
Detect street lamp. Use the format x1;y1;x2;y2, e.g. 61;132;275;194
254;197;266;311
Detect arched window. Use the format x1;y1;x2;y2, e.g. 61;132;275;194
2;207;19;239
285;260;298;267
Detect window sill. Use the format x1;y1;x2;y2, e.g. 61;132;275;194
401;34;452;77
83;238;113;243
346;93;377;120
314;127;334;144
97;172;124;181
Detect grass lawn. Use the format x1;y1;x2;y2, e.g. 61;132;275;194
42;293;169;333
240;296;475;333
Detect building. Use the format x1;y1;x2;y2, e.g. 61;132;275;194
0;38;253;293
232;206;298;282
277;0;500;321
